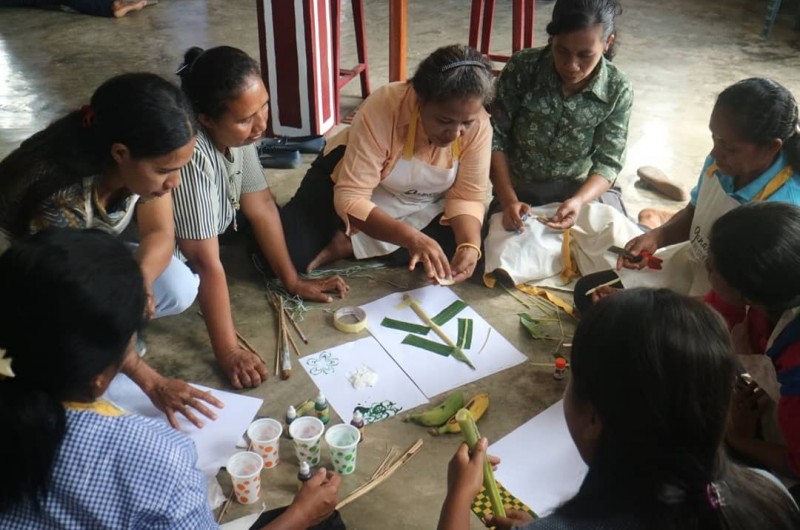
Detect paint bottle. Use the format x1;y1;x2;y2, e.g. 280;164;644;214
554;357;568;380
297;460;312;491
350;410;366;443
285;405;297;439
314;391;330;424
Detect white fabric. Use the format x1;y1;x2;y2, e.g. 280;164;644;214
350;154;458;259
483;202;643;288
618;169;739;296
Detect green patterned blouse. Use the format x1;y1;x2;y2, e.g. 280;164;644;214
492;46;633;186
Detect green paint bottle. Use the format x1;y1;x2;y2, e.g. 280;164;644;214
314;391;330;424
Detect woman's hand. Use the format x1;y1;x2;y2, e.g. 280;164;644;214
284;468;341;527
546;197;583;230
484;510;535;530
145;376;224;429
446;438;501;502
501;201;531;232
217;344;270;389
288;276;349;303
407;232;452;280
590;285;620;304
617;231;661;270
450;244;481;284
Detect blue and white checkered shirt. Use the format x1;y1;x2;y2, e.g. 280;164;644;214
0;401;217;529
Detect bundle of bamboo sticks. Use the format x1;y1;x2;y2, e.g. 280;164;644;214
335;438;423;510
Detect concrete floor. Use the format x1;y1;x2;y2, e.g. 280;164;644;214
2;0;800;528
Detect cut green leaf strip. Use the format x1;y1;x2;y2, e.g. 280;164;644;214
381;317;430;335
431;300;468;326
402;334;453;356
519;313;559;340
457;318;474;349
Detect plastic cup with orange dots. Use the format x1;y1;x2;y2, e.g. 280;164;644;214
226;451;264;504
247;418;283;469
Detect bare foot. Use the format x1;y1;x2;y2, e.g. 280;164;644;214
112;0;149;17
638;208;678;229
215;345;269;389
637;166;689;201
307;230;353;272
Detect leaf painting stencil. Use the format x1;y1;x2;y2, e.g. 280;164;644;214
306;351;340;375
354;400;403;423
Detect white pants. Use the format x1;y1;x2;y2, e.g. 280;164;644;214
126;243;199;318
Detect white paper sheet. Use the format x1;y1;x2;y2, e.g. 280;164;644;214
490;400;588;516
103;374;263;476
361;285;528;398
300;337;428;423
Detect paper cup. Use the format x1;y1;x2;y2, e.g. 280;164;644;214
288;416;325;466
247;418;283;469
324;423;360;475
226;451;263;504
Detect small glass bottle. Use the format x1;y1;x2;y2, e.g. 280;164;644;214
314;391;330;424
285;405;297;439
297;460;312;491
554;357;568;380
350;410;366;443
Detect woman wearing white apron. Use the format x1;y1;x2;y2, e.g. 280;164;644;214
574;78;800;312
280;45;495;284
706;203;800;498
0;73;221;429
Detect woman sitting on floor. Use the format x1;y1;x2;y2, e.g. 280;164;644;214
0;228;341;529
174;46;349;389
439;288;800;529
574;77;800;312
279;44;495;285
0;72;220;428
490;0;633;232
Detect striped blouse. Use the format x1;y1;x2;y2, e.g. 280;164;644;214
173;130;268;241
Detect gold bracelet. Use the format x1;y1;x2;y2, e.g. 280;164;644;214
456;242;482;260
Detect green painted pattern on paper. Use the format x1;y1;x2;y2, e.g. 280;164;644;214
381;317;430;335
431;300;468;326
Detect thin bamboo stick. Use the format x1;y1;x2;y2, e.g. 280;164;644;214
335;439;423;510
284;308;309;344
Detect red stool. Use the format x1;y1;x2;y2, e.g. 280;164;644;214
331;0;371;123
469;0;535;68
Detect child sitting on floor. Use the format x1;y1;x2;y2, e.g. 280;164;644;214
438;288;800;529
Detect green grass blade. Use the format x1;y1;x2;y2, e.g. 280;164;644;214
431;300;468;326
381;317;430;335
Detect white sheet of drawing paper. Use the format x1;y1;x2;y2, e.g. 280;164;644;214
103;374;263;476
490;400;588;516
300;336;428;422
361;285;527;398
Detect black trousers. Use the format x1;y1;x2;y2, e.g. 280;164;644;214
488;179;628;217
279;146;456;272
248;507;345;530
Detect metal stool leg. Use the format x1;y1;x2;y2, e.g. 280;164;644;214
763;0;783;38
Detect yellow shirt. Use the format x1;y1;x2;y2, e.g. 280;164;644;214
327;82;491;233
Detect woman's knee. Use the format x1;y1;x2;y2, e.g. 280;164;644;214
151;258;199;318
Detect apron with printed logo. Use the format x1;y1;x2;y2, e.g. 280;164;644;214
619;163;792;296
350;106;461;259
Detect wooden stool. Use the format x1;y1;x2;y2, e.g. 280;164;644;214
469;0;536;67
331;0;371;123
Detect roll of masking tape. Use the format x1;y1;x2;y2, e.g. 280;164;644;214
333;306;368;333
